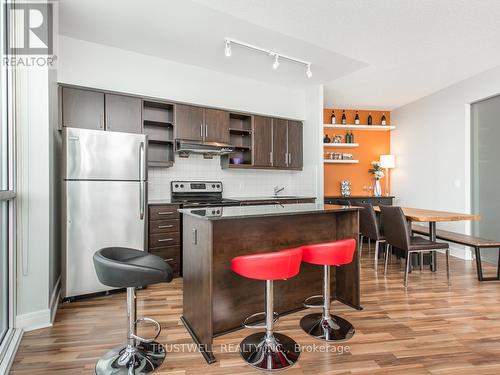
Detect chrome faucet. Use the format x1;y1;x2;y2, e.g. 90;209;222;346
273;186;285;197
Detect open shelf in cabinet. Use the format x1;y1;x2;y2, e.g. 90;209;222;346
143;100;175;167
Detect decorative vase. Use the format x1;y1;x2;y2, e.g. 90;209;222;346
373;180;382;197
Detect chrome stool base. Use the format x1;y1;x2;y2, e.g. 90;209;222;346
95;342;166;375
300;313;355;342
239;332;300;371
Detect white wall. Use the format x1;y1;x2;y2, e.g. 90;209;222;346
392;65;500;259
58;36;322;199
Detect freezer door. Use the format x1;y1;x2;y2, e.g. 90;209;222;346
63;180;147;298
63;127;147;181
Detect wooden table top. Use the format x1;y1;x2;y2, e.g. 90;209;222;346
373;206;480;222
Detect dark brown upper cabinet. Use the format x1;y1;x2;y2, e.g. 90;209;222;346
62;87;105;130
272;119;288;168
62;87;142;133
287;120;303;169
253;116;273;167
204;108;230;144
174;104;204;141
105;93;142;133
175;104;229;144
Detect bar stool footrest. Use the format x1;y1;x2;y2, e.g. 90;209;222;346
243;311;279;329
303;294;325;309
130;317;162;343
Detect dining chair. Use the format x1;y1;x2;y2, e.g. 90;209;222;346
380;206;450;288
358;202;385;270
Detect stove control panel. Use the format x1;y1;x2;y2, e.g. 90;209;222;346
171;181;223;193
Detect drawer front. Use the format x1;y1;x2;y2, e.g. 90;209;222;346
149;246;181;275
149;205;180;220
149;219;180;234
149;232;180;248
149;246;180;263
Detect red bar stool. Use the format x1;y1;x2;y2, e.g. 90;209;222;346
300;239;356;341
231;248;302;371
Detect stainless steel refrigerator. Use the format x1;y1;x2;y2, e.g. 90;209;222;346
62;127;147;299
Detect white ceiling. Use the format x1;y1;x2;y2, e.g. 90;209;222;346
60;0;500;109
58;0;365;89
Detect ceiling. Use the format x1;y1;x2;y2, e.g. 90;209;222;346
59;0;500;109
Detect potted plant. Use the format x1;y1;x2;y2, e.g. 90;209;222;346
369;161;384;196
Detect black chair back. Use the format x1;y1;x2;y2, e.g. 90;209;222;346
358;202;381;241
379;206;410;251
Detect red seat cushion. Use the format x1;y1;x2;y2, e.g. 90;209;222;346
231;247;303;281
301;239;356;266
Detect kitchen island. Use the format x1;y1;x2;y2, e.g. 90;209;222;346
179;203;361;363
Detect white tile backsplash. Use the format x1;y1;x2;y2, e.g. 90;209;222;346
148;154;317;199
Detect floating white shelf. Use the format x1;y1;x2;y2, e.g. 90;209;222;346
324;159;359;164
323;143;359;148
324;124;395;131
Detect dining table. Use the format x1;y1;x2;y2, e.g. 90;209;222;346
373;206;480;271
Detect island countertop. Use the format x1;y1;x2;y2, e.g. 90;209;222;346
178;203;360;220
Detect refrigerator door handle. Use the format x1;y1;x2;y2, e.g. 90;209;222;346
139;141;146;181
139;141;145;220
140;181;145;220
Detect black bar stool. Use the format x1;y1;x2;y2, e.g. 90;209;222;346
93;247;173;375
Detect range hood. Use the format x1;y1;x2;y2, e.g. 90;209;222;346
176;140;234;157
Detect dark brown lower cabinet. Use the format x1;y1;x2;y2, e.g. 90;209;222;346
148;204;181;278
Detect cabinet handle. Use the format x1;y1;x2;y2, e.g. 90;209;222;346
158;238;174;242
205;124;208;138
289;153;292;165
158;225;174;229
106;114;109;129
200;124;203;138
269;152;272;164
164;258;174;262
158;211;174;215
100;114;104;129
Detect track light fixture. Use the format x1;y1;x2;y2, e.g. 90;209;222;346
224;40;232;57
272;54;280;70
224;37;312;78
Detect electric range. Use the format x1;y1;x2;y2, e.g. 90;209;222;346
170;180;239;208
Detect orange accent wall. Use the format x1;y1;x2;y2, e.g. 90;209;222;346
323;109;391;197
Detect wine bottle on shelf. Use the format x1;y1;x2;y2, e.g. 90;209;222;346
345;132;351;143
349;132;354;143
341;110;347;125
331;111;336;124
367;112;373;125
381;113;387;125
354;111;360;125
323;134;331;143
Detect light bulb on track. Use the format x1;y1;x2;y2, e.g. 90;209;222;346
224;40;232;57
272;54;280;70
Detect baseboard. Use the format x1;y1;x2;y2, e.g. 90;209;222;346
0;329;23;375
49;276;61;324
449;244;472;260
15;309;52;332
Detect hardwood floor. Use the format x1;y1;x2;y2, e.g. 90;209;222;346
11;246;500;374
